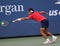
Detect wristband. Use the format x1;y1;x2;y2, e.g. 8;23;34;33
17;18;21;21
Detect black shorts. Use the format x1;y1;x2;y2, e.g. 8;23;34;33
41;19;49;28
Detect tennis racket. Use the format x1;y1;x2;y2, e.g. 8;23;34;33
0;20;13;27
0;18;21;27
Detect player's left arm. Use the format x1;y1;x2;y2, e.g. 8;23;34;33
39;11;48;14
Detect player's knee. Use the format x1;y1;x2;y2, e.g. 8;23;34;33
40;28;45;31
40;28;45;33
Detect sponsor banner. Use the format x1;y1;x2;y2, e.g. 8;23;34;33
0;0;60;37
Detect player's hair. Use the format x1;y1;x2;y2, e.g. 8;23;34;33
28;8;34;12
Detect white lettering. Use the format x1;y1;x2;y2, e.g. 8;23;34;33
0;5;24;15
0;6;4;12
59;11;60;15
11;5;17;12
49;10;58;16
5;5;11;15
18;5;24;11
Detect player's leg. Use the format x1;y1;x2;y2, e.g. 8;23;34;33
40;28;51;44
44;28;52;36
40;19;51;44
45;28;57;42
43;18;57;43
40;28;47;39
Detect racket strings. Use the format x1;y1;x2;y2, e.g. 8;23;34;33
1;21;9;26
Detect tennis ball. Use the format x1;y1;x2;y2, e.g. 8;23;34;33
1;21;4;25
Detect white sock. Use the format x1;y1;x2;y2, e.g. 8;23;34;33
46;38;50;41
52;35;55;38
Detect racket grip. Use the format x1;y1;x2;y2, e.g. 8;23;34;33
17;18;21;21
12;18;21;22
12;21;15;22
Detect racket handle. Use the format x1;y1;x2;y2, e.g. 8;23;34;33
17;18;21;21
12;21;15;22
12;18;21;22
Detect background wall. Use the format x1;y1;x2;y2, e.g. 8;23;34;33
0;0;60;38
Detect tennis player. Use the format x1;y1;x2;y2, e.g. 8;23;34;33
12;8;57;44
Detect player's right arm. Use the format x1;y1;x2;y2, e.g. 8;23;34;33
12;13;33;22
12;17;30;22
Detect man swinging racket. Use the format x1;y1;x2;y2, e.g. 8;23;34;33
12;8;57;44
